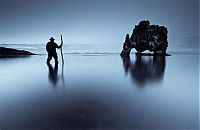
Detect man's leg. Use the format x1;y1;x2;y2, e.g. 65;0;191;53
46;54;53;63
53;54;59;64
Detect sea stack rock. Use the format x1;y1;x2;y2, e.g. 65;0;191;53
120;20;168;56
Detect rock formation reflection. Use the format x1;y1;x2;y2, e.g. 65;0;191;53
122;55;166;86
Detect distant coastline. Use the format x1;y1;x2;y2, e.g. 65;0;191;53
0;47;35;58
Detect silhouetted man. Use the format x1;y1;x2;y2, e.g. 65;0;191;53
46;37;62;64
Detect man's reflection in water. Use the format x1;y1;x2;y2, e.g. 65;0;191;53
47;62;59;86
121;55;166;86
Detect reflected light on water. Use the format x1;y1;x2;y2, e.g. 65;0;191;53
0;54;198;129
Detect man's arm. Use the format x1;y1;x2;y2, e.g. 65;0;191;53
55;42;62;49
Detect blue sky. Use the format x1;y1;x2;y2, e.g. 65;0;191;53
0;0;199;52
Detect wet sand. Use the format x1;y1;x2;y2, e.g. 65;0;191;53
0;54;199;129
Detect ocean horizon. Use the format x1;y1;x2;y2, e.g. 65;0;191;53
0;43;199;56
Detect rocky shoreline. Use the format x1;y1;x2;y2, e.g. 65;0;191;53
0;47;35;58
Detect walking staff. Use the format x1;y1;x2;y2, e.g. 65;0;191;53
60;34;64;64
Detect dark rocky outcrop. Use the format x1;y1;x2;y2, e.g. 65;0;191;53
0;47;35;58
120;20;170;56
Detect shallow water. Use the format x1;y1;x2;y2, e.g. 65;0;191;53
0;54;199;129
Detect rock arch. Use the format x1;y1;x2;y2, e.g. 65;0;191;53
120;20;168;56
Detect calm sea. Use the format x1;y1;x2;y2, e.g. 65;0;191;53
0;52;199;129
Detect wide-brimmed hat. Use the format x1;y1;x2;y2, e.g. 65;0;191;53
49;37;55;41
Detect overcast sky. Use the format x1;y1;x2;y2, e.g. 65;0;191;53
0;0;199;52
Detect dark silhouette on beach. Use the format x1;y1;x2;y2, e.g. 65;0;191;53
46;37;62;64
121;55;166;86
47;62;59;86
